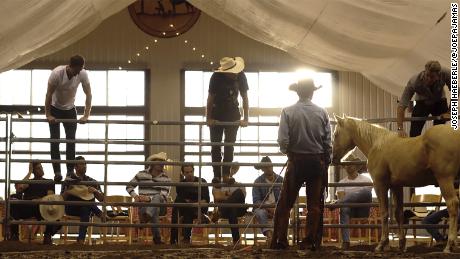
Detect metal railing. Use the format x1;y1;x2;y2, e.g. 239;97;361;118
0;115;450;243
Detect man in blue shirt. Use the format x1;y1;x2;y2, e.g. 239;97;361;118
270;78;332;251
252;156;283;242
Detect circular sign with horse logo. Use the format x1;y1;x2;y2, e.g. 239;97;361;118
128;0;201;38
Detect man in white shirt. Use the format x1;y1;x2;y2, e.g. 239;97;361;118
45;55;92;182
336;154;373;250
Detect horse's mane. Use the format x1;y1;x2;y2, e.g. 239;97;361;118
347;117;396;150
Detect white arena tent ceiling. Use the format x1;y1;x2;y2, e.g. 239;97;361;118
0;0;135;74
0;0;454;96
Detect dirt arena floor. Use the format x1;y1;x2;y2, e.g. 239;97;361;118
1;242;460;258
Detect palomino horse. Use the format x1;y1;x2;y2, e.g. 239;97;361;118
332;115;460;253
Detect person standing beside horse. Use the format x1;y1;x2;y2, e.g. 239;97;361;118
397;60;451;137
270;79;332;251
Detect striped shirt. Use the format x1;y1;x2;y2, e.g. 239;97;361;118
126;169;171;198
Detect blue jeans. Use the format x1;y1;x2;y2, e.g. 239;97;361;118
254;208;272;234
140;194;164;240
65;204;102;241
421;209;460;242
339;188;372;242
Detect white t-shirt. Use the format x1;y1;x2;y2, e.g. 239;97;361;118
49;65;90;110
264;178;276;204
336;173;373;195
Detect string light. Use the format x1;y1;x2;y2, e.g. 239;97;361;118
162;32;166;36
176;32;180;36
169;24;174;28
118;66;122;70
125;38;216;68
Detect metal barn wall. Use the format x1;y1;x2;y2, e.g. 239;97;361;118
338;71;399;127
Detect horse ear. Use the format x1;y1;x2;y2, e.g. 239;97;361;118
334;114;344;126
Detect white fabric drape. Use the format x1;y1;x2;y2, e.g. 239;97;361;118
0;0;134;73
189;0;453;95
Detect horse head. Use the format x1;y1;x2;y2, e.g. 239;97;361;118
332;114;356;163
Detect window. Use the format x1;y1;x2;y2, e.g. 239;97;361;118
0;69;147;196
183;70;334;203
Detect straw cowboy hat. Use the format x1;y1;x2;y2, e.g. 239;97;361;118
146;152;167;162
289;78;322;93
39;194;65;221
66;185;95;201
344;153;366;172
215;57;245;73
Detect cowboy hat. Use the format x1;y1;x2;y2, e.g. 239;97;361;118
344;153;360;162
215;57;245;73
344;153;366;172
254;156;272;170
289;78;322;93
39;194;65;221
147;152;167;162
66;185;95;201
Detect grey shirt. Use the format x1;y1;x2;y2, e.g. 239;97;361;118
399;68;451;107
277;99;332;155
126;169;171;199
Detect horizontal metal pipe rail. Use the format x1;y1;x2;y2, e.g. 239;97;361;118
12;118;279;126
8;158;285;166
12;138;281;147
7;158;366;167
8;220;450;230
3;150;144;156
7;200;447;208
5;179;374;187
10;115;445;125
